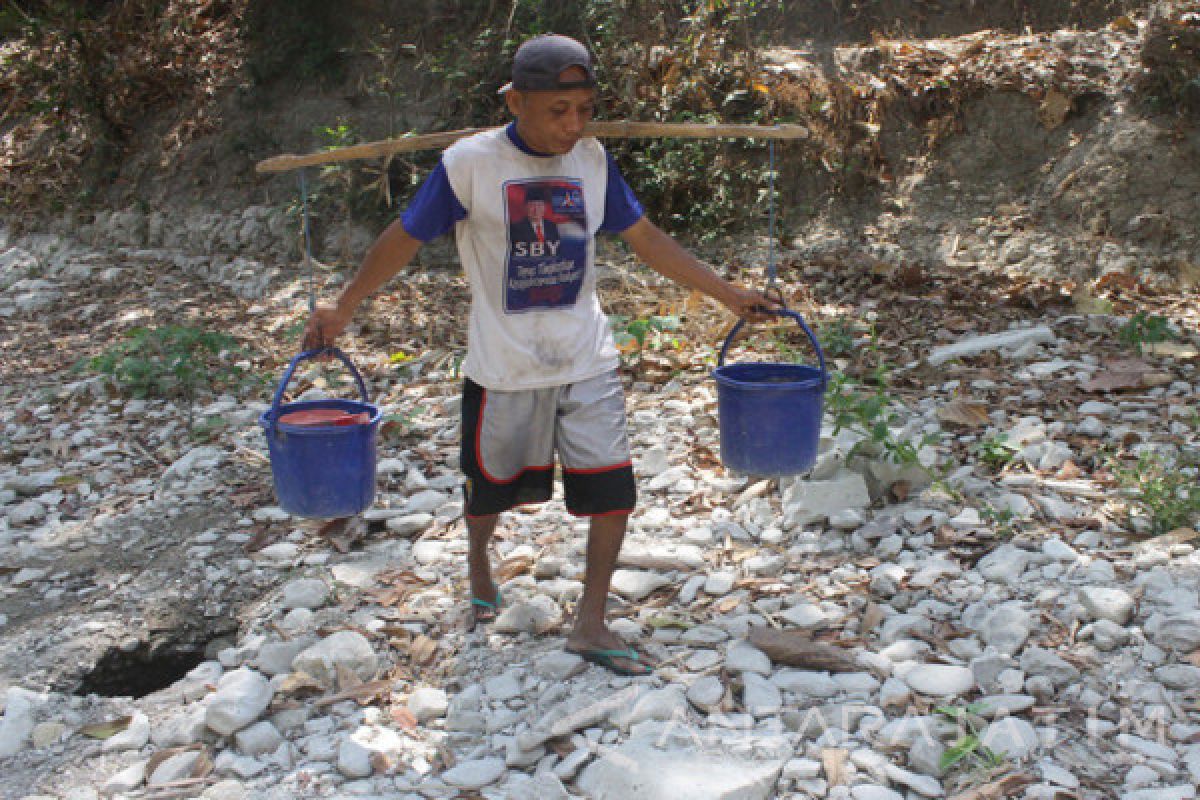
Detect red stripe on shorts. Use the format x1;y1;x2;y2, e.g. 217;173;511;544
561;460;632;475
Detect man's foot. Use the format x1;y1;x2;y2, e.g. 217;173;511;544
566;629;655;676
470;583;501;627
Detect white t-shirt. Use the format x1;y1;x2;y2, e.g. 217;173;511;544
402;125;643;391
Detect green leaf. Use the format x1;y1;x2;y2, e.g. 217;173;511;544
939;734;980;771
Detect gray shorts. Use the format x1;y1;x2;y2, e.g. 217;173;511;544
460;369;637;517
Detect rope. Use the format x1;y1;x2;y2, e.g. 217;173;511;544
298;169;316;315
766;138;777;292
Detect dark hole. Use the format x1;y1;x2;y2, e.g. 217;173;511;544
77;642;208;699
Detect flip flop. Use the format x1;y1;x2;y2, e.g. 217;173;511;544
470;584;502;626
569;647;654;677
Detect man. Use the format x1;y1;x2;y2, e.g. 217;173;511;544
508;185;560;256
304;34;774;676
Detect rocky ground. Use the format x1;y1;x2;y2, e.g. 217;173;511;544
1;201;1199;800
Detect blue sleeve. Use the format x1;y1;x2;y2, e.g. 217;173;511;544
599;152;645;234
400;160;468;241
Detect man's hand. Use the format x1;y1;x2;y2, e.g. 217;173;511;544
720;284;783;324
303;305;353;351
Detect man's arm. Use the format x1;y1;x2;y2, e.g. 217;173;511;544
618;217;774;318
302;219;422;350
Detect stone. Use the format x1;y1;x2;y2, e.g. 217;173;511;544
782;471;871;526
408;687;449;722
616;686;689;728
1155;665;1200;690
148;750;203;785
705;572;737;595
610;570;670;601
979;602;1034;656
337;736;373;779
927;326;1056;365
103;711;151;752
908;736;946;777
1078;587;1135;625
442;757;506;790
772;670;838;698
505;772;571;800
484;670;523;702
30;721;65;749
851;787;904;800
1119;789;1195;800
387;512;434;536
1091;619;1131;650
902;665;976;698
493;594;563;635
577;738;786;800
976;694;1037;719
981;717;1039;761
884;764;945;797
725;641;772;675
1019;648;1079;687
554;747;593;780
151;706;207;748
253;640;309;677
235;721;284;756
279;578;329;610
103;761;147;794
780;603;831;630
404;489;449;514
976;544;1030;584
201;781;248;800
1145;612;1200;651
292;631;378;688
687;676;726;713
536;651;586;681
0;687;40;757
742;673;783;717
205;668;273;736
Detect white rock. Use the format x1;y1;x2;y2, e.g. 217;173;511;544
610;570;670;601
1078;587;1135;625
337;736;373;778
742;673;783;717
151;706;208;748
782;471;871;526
408;688;449;722
291;631;378;688
205;669;273;736
404;489;449;514
977;544;1030;584
577;739;786;800
442;756;506;789
705;571;736;595
772;670;838;698
780;602;830;630
484;670;523;702
235;721;284;756
725;641;772;675
103;710;151;752
687;676;725;712
536;651;586;681
851;787;905;800
1146;611;1200;651
103;761;147;793
148;750;203;785
504;772;571;800
979;602;1034;656
616;686;689;728
493;594;563;635
1119;789;1195;800
201;780;248;800
387;512;434;536
0;687;40;756
981;717;1039;760
885;763;945;797
928;326;1056;365
902;665;975;698
279;578;329;610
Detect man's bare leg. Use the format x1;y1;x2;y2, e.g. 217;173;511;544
566;513;651;674
466;514;500;617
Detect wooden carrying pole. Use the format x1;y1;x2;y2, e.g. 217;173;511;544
255;121;808;175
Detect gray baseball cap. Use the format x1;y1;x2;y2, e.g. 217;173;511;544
499;34;596;93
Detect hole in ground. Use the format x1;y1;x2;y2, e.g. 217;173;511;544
76;632;228;699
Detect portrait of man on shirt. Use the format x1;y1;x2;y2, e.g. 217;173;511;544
508;184;561;257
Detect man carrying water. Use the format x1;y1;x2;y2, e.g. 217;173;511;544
305;33;774;676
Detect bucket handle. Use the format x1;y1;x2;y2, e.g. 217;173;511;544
270;347;371;418
717;309;828;385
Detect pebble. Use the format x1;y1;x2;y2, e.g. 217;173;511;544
148;750;203;785
902;665;976;697
291;631;378;688
610;570;670;600
337;736;373;779
1078;586;1135;625
103;710;151;752
408;687;449;722
279;578;329;610
442;757;506;789
205;669;273;736
981;717;1039;760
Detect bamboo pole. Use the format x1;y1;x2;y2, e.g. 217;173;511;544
255;121;808;174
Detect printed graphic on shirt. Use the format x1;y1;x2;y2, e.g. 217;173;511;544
503;178;588;313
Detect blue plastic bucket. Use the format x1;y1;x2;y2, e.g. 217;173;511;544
259;348;381;518
712;309;828;476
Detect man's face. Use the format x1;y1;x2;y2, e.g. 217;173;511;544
506;66;596;155
525;199;546;222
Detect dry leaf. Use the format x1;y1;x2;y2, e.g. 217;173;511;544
497;553;535;581
80;716;132;740
714;595;743;614
860;602;885;637
1081;360;1151;392
410;634;438;665
937;399;991;427
243;527;279;553
1110;14;1137;32
821;748;848;786
1143;341;1199;360
279;671;323;696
